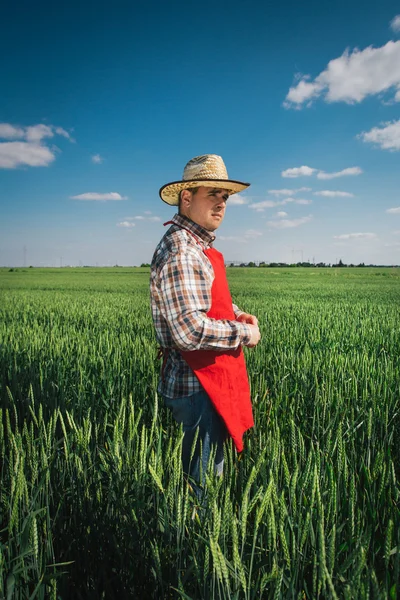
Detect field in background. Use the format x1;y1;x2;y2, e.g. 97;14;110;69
1;267;399;599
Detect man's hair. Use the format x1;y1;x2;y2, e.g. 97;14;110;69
178;187;200;214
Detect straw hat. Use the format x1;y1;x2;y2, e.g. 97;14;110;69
159;154;250;205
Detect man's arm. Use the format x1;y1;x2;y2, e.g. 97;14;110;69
158;252;252;351
233;303;259;326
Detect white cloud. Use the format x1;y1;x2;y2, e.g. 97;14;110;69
386;207;400;214
91;154;103;164
249;197;312;210
269;187;311;195
0;122;73;143
144;211;152;215
285;40;400;107
0;142;56;168
125;215;161;222
55;127;74;141
25;124;54;142
71;192;128;201
117;221;136;228
317;167;363;180
249;200;280;209
333;233;377;240
244;229;263;238
268;189;294;196
276;211;288;217
282;165;363;180
267;215;312;229
280;197;299;204
314;190;354;198
228;193;249;205
359;119;400;151
0;123;25;139
0;122;73;169
282;166;316;178
384;242;400;247
284;78;322;107
280;197;312;206
390;15;400;33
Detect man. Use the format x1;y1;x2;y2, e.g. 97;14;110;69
150;154;261;492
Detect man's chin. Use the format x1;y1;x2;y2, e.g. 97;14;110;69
208;218;223;231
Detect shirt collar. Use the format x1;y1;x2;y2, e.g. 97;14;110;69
171;214;216;247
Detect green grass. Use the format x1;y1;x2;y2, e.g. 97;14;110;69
0;267;399;599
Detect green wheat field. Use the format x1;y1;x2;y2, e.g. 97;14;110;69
1;266;399;599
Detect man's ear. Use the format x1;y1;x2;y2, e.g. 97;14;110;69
180;189;191;207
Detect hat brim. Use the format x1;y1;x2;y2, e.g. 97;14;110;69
159;179;250;206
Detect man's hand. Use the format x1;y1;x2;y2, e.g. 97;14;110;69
237;312;260;347
245;324;261;348
236;312;258;326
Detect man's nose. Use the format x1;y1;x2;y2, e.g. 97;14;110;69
216;195;227;207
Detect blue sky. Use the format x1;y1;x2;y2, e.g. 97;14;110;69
1;0;400;266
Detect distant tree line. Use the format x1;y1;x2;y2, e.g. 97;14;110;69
227;260;399;268
10;261;397;269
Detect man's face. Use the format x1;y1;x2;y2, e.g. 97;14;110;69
180;186;229;231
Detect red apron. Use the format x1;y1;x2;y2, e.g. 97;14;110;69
163;222;254;452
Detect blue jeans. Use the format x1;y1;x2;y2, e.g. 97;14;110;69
163;389;227;495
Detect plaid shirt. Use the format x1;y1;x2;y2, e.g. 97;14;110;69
150;213;252;398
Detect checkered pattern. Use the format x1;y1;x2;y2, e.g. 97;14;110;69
150;213;252;398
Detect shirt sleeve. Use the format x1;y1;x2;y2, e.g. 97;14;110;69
158;251;252;351
232;303;244;318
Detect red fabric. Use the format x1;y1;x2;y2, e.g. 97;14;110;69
164;221;253;452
